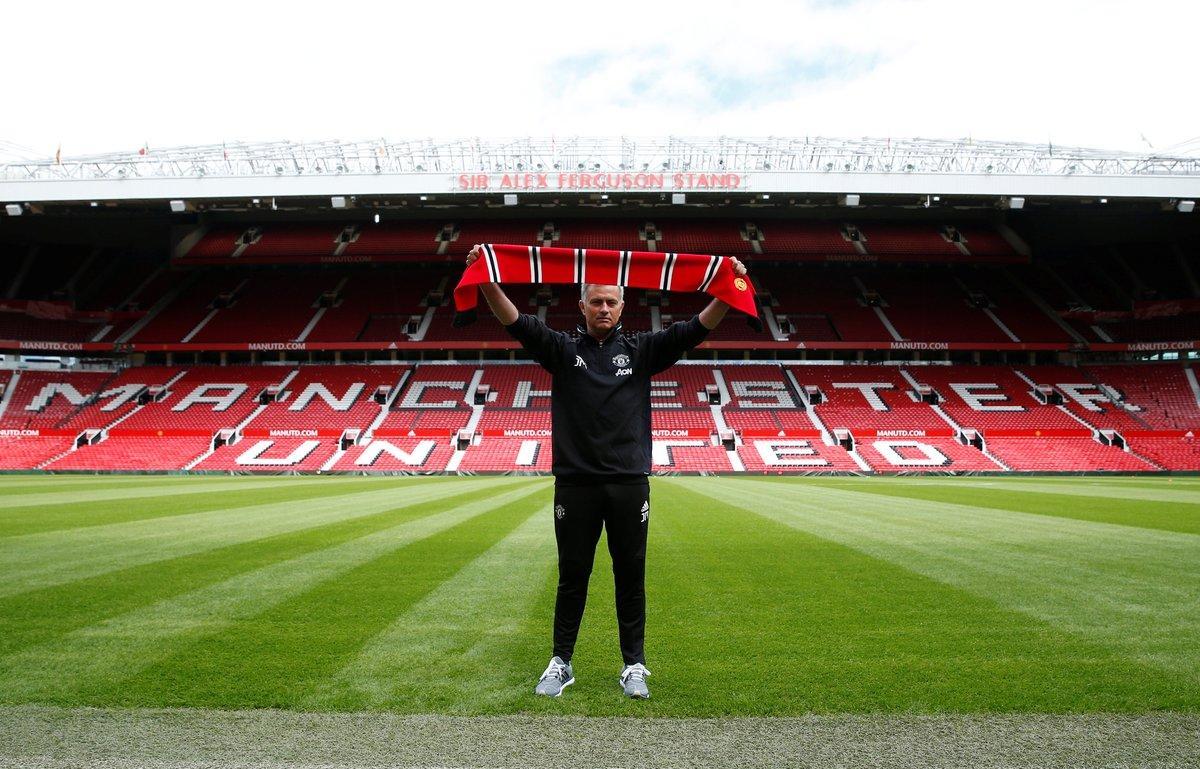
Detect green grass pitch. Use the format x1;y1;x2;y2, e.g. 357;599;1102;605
4;473;1199;767
1;473;1197;721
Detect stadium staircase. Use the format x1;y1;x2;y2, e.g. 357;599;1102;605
3;246;37;300
0;370;21;419
405;277;446;342
707;370;743;471
1012;367;1165;468
295;277;348;343
321;367;411;472
118;262;170;310
850;276;904;341
185;368;301;470
115;271;201;345
897;367;1009;470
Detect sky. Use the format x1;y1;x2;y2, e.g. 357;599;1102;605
2;0;1198;161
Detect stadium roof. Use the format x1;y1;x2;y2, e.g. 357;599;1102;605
2;136;1199;206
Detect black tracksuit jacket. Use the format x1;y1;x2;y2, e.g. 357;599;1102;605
504;313;710;481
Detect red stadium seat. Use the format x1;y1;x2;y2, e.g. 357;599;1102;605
1;360;1196;472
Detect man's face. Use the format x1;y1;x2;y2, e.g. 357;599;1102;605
579;285;624;337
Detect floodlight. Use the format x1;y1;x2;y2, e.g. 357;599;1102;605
840;194;860;207
4;204;22;216
1179;200;1196;213
169;200;187;213
1008;197;1025;210
503;194;518;206
331;196;347;209
671;193;686;205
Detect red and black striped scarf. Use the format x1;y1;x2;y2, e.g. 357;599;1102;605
453;244;760;330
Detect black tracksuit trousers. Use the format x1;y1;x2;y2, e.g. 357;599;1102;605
552;479;650;666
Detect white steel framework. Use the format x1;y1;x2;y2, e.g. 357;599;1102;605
4;137;1199;183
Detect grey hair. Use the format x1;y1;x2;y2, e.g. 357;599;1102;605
580;283;625;302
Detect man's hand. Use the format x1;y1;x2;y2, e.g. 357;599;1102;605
467;244;501;290
698;257;748;330
468;244;518;324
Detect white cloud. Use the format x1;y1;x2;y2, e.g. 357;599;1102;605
2;0;1197;159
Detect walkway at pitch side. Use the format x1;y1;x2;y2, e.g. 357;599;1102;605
0;706;1196;769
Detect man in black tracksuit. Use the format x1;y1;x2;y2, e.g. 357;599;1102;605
466;245;747;699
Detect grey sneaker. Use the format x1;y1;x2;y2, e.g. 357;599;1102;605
535;656;574;697
619;663;651;699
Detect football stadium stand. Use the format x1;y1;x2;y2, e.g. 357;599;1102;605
3;360;1197;473
2;211;1199;474
6;219;1196;353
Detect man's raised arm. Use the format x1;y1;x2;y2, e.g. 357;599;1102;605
467;244;565;372
698;298;729;330
467;244;518;325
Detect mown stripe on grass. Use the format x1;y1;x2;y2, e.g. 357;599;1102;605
916;477;1200;506
304;501;557;712
0;477;435;538
112;492;546;709
0;473;281;485
0;479;198;498
678;477;1200;686
511;481;1196;717
1057;476;1200;488
0;481;545;706
0;476;511;597
0;475;184;486
787;477;1200;535
0;476;339;510
0;483;522;659
487;527;564;714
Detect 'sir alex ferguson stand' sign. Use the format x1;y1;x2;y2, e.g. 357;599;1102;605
455;172;747;192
